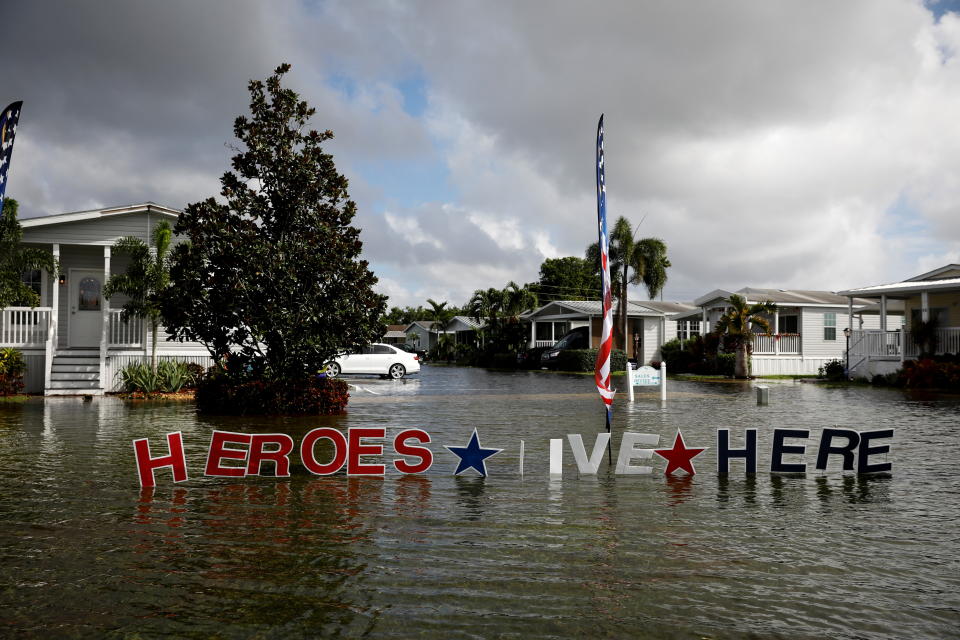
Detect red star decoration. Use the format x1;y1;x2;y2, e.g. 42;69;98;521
653;431;707;476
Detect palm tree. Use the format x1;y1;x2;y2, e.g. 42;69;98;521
502;281;538;318
587;216;670;353
714;294;777;379
426;298;453;358
501;281;538;352
104;221;173;373
0;199;58;308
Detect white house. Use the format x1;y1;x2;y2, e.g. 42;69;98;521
522;299;695;364
839;264;960;378
1;203;212;395
674;287;900;375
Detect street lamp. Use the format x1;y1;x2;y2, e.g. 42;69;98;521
843;326;852;378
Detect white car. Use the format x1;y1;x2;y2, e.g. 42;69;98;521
324;343;421;379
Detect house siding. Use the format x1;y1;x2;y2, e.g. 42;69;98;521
20;212;161;246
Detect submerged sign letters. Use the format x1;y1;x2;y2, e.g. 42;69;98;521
133;427;893;487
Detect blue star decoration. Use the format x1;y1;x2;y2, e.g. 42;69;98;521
444;428;503;477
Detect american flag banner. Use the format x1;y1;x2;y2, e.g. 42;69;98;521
594;115;615;417
0;101;23;213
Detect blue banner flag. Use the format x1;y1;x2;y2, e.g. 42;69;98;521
0;101;24;212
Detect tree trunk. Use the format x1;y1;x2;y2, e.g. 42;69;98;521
735;344;749;379
151;320;158;373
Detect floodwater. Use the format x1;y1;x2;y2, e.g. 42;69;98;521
1;366;958;639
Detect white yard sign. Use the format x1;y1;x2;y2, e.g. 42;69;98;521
631;365;660;387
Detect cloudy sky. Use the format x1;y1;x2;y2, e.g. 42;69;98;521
6;0;960;306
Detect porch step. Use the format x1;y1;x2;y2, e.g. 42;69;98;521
44;351;102;395
51;372;99;382
52;364;99;373
48;380;101;390
45;388;103;397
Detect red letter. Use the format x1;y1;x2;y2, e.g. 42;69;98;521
247;433;295;477
393;429;433;474
133;432;188;487
301;428;347;475
348;427;386;475
205;431;252;477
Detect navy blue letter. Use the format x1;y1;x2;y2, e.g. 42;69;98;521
771;429;809;473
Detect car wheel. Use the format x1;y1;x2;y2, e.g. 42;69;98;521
389;363;406;379
325;362;341;378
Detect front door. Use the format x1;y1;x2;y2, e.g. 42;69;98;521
69;269;104;347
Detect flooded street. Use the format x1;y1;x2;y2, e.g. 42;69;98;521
1;366;959;638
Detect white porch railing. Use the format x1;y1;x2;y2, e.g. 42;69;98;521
108;310;144;347
849;330;902;358
752;333;801;355
903;327;960;358
534;339;555;348
0;307;52;347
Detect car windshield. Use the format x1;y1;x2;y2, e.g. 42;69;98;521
553;328;586;350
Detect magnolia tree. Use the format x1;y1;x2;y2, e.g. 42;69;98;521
162;64;386;382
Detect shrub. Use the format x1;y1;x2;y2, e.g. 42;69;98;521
119;360;201;393
490;352;518;369
0;348;26;395
897;358;960;391
195;371;349;415
818;359;846;381
714;353;736;377
554;348;627;372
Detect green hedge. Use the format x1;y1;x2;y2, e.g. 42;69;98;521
0;348;26;395
555;348;627;372
195;372;350;415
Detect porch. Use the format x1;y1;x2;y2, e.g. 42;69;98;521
2;305;146;394
751;333;802;355
848;327;960;361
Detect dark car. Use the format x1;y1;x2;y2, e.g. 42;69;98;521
397;343;428;361
539;326;589;367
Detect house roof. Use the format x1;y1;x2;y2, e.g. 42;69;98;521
382;324;408;339
20;202;180;228
838;264;960;297
449;315;485;330
405;320;436;332
524;299;691;320
695;287;874;308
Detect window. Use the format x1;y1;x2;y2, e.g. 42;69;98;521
21;269;42;298
780;315;798;334
824;312;836;341
373;345;395;354
536;323;553;341
78;277;101;311
910;308;949;326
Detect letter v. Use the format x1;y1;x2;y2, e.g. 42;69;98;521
567;433;611;474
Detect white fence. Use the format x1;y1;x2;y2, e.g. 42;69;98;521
0;307;52;347
108;310;144;347
850;328;960;358
752;333;801;355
